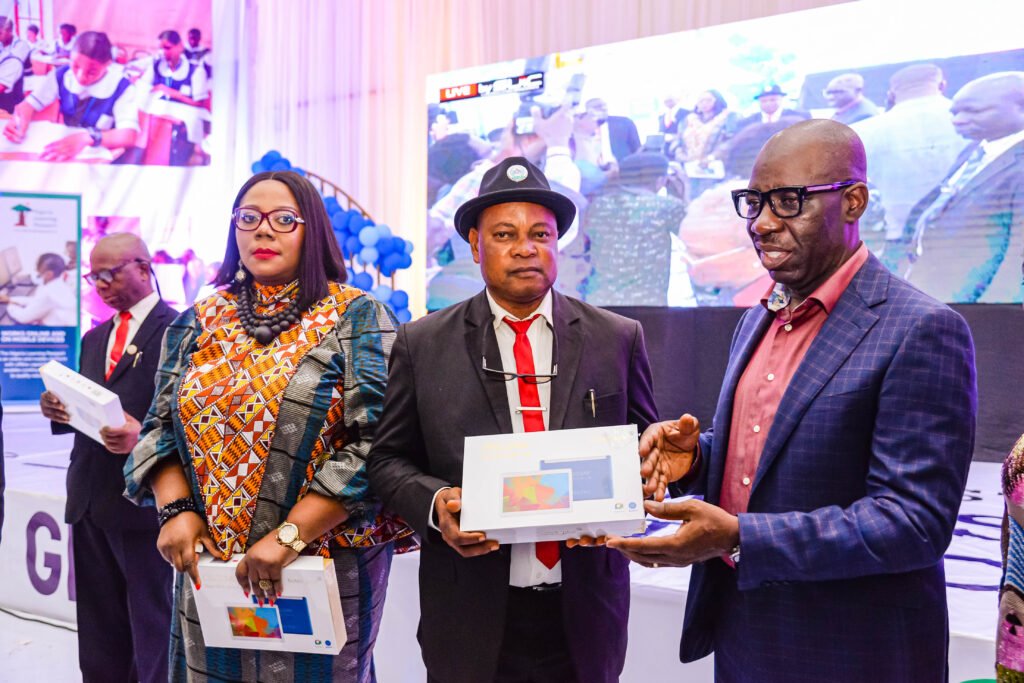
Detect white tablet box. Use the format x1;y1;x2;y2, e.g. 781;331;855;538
460;425;647;544
39;359;125;444
193;555;347;654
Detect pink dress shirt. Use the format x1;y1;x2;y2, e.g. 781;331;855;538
720;244;869;516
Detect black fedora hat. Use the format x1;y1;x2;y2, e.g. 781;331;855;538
453;156;577;241
754;84;787;99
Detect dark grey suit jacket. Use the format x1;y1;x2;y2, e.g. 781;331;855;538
368;289;658;683
902;139;1024;303
56;300;176;529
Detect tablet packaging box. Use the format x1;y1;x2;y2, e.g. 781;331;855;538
460;425;647;544
192;555;346;654
39;359;125;444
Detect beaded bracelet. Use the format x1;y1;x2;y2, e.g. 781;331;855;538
158;496;199;528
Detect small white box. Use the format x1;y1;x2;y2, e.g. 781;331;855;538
192;555;347;654
39;359;125;444
460;425;647;544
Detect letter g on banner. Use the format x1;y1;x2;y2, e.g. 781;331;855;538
26;511;62;595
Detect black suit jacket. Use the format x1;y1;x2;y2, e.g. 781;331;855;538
56;300;176;529
368;290;658;683
902;139;1024;303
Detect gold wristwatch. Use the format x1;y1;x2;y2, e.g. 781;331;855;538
275;521;307;553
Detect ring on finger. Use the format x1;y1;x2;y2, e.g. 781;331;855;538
258;579;274;591
652;563;660;568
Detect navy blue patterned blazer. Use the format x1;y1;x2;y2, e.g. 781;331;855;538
677;253;977;682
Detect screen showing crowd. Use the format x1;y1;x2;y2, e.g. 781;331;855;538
424;0;1024;308
0;0;212;166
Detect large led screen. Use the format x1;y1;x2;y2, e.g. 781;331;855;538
425;0;1024;309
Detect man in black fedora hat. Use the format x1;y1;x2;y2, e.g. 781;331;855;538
738;84;810;131
369;156;659;683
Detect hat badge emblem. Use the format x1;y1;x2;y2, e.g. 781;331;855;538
506;165;528;182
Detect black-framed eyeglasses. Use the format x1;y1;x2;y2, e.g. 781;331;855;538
232;208;306;233
731;180;859;220
481;321;559;385
84;258;147;285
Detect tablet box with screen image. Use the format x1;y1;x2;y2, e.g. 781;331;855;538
193;555;346;654
460;425;646;544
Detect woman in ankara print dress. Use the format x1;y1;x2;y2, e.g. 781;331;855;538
124;170;414;682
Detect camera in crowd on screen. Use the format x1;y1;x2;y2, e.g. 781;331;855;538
513;72;586;136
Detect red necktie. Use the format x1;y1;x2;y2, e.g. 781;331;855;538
503;316;560;569
106;311;132;380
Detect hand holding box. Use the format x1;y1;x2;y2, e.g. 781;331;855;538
39;360;125;444
192;555;346;654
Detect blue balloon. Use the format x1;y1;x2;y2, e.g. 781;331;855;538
324;196;341;213
344;236;360;258
351;272;374;291
251;161;266;174
404;239;415;255
270;160;292;171
292;167;305;176
380;252;402;277
261;150;282;165
372;285;393;302
363;217;375;228
358;246;379;265
376;224;393;240
347;211;365;233
376;237;396;256
389;236;406;254
398;253;413;269
390;290;409;309
396;308;412;324
358;226;380;247
331;211;347;229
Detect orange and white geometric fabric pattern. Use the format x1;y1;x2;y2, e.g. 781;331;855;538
177;280;362;558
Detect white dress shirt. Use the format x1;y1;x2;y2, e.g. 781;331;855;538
972;128;1024;178
429;289;562;587
104;291;160;365
934;128;1024;202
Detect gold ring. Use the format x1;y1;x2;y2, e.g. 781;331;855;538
258;579;273;591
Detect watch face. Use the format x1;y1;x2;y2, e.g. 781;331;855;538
278;523;298;544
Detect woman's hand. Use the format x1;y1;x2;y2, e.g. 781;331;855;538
156;511;216;589
41;131;91;161
235;533;300;605
3;114;26;143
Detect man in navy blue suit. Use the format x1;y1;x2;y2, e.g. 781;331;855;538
40;233;175;683
610;119;977;682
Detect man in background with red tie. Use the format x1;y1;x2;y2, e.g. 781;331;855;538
39;233;175;683
368;156;659;683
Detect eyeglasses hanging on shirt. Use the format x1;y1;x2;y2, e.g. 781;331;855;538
480;320;559;385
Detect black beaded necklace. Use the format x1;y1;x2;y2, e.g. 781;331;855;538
236;283;301;345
